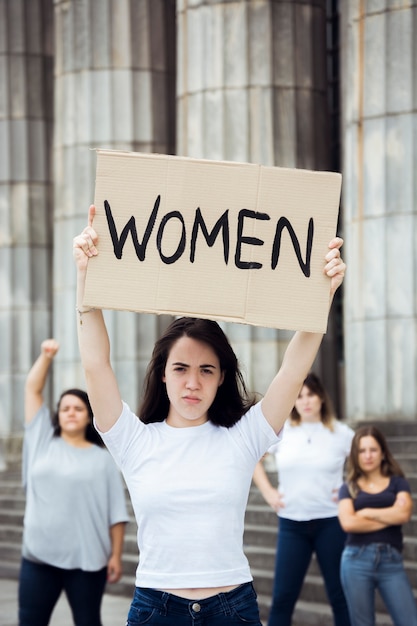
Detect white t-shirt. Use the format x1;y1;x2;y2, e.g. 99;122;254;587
98;400;280;589
270;419;354;521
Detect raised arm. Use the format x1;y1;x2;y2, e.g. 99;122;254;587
261;238;346;433
25;339;60;424
73;205;123;432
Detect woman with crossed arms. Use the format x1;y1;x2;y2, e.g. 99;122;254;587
338;426;417;626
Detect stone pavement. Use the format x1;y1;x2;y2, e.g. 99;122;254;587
0;578;130;626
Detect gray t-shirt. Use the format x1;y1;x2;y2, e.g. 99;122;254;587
22;404;129;571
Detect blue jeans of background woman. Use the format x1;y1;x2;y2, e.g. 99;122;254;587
126;582;262;625
18;557;107;626
340;543;417;626
268;516;350;626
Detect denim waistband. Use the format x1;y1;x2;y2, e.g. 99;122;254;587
347;542;401;553
134;582;257;618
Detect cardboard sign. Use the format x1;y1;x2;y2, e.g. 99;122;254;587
84;150;341;332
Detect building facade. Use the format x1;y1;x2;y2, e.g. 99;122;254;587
1;0;416;448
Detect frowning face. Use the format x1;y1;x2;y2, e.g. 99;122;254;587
163;336;224;428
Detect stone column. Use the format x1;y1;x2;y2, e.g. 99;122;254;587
177;0;337;399
53;0;176;407
341;2;416;421
0;0;54;441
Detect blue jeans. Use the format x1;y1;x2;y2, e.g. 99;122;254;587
268;516;350;626
126;582;262;625
18;557;107;626
340;543;417;626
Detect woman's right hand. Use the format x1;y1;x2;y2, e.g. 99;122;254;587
265;488;285;513
41;339;59;360
73;204;99;272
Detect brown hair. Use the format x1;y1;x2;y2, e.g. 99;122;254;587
346;425;404;497
138;317;256;427
52;388;104;447
290;372;336;430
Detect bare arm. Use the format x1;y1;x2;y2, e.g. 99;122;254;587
73;205;123;432
107;521;126;583
261;238;346;433
338;498;387;533
253;459;284;513
356;492;413;526
25;339;60;424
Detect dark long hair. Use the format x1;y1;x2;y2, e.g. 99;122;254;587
346;425;404;497
51;388;104;447
138;317;256;427
290;372;336;430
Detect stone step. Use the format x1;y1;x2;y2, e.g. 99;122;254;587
120;553;139;578
390;455;417;474
244;544;276;571
244;523;277;548
0;559;20;580
386;437;417;455
404;515;417;536
0;541;22;563
245;503;278;527
404;473;417;491
0;480;24;497
0;495;26;511
123;533;139;556
404;536;417;561
0;524;23;543
0;509;24;527
358;421;417;437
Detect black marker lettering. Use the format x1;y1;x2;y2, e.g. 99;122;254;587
156;211;186;264
271;217;314;277
190;209;230;263
104;196;160;260
105;196;314;277
235;209;270;269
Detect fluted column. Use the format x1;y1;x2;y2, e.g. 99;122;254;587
53;0;176;406
177;0;337;398
341;2;417;421
0;0;54;440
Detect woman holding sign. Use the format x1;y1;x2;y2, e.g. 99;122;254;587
73;204;346;626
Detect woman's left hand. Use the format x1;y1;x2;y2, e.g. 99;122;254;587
107;555;123;583
324;237;346;297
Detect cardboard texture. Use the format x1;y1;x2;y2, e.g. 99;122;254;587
84;150;342;332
